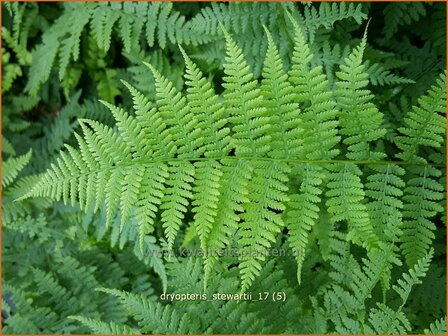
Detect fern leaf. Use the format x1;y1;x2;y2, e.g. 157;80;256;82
328;231;359;287
351;248;395;305
365;61;414;86
221;27;271;157
157;3;171;49
367;303;411;334
2;136;16;156
70;316;139;334
286;164;323;282
288;15;340;160
180;45;231;157
161;161;194;250
239;161;290;292
424;317;447;335
366;164;405;245
58;9;91;79
119;13;133;53
99;288;191;334
192;160;223;251
136;164;169;250
145;3;161;47
401;166;443;266
299;2;367;42
101;100;145;159
91;4;120;52
326;164;379;250
121;80;176;159
2;62;22;93
2;150;32;188
365;164;405;294
393;248;433;308
146;62;202;158
260;27;302;159
203;158;252;288
383;3;427;39
396;72;446;163
25;33;59;95
335;30;386;161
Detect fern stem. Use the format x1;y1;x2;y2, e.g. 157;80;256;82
112;156;444;167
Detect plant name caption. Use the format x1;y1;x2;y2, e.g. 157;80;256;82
160;291;287;302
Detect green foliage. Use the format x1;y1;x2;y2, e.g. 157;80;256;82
2;2;446;334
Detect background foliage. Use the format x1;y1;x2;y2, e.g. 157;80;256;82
2;1;446;334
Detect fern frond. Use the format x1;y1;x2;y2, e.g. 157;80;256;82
180;45;231;157
20;20;446;297
99;288;191;334
146;62;202;158
366;164;405;245
3;214;50;243
366;303;411;334
2;62;22;93
366;250;433;334
383;3;427;39
239;160;290;292
326;164;379;250
397;74;446;266
400;165;443;267
365;163;405;294
58;8;92;78
70;316;139;334
327;231;359;287
90;3;120;52
286;164;323;282
260;27;302;159
396;72;446;163
2;150;32;188
424;316;447;335
335;30;386;161
2;136;16;155
351;247;395;305
26;2;204;95
393;248;433;308
203;158;252;288
222;27;271;157
192;160;223;251
284;18;343;271
288;16;340;160
25;32;59;95
298;2;367;42
364;61;415;86
160;161;194;250
121;80;176;159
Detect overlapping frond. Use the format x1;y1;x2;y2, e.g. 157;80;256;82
424;317;447;335
98;288;192;334
396;73;446;266
2;150;32;188
326;163;379;250
396;72;446;164
26;2;206;95
69;316;139;335
286;164;323;282
238;160;290;292
400;166;444;266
